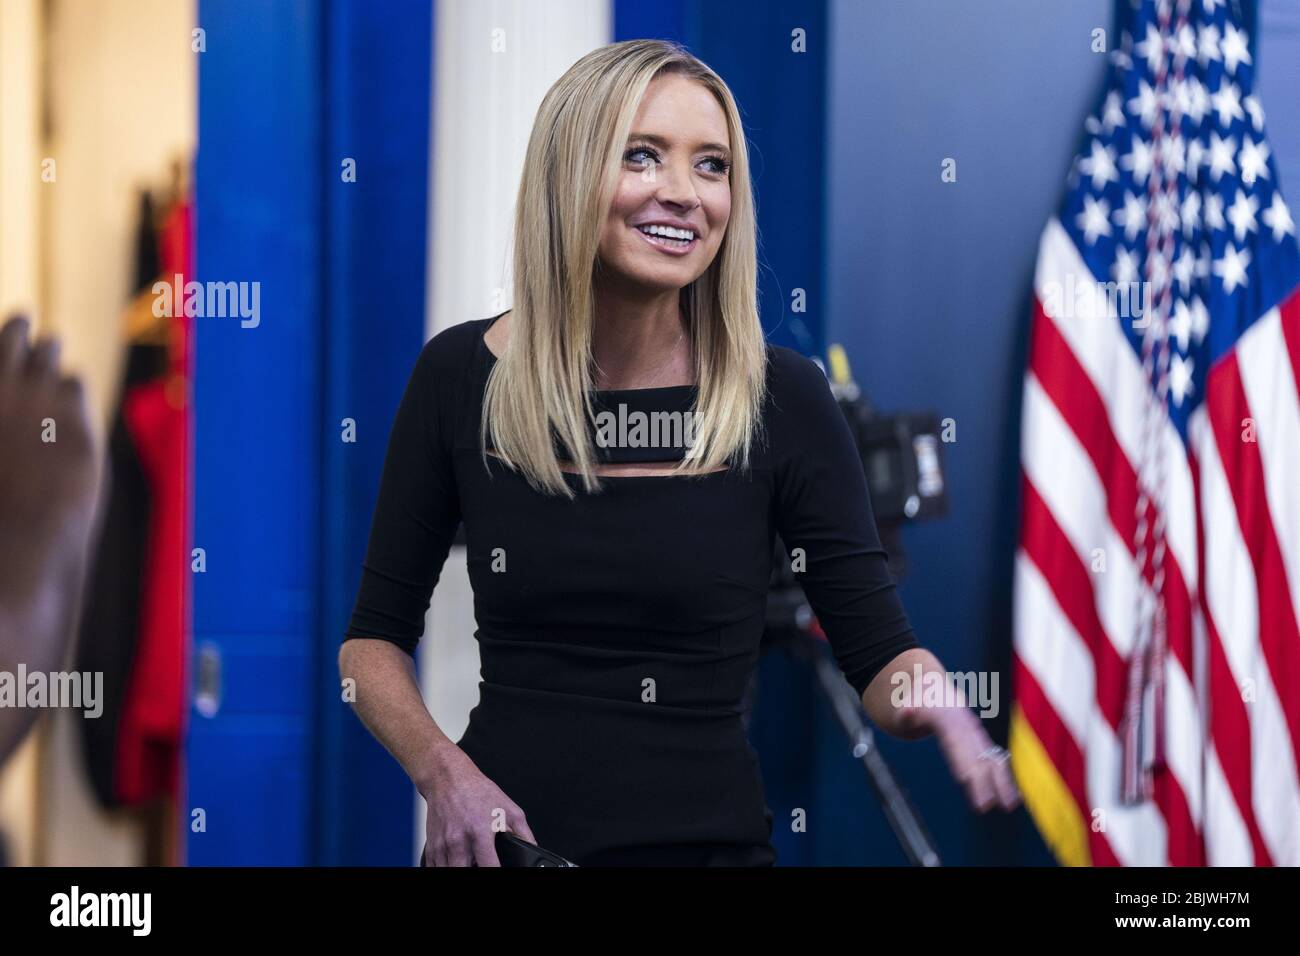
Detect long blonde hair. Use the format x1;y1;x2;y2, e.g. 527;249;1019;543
480;39;767;498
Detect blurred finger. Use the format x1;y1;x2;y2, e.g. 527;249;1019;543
58;374;87;405
0;316;32;373
965;767;997;813
993;762;1022;810
26;335;61;378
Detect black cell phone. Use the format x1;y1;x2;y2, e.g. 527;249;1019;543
418;831;577;867
494;831;577;867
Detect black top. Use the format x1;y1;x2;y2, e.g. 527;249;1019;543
343;315;919;864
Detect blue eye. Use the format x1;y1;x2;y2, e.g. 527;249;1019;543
625;145;730;176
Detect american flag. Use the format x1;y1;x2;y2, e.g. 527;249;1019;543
1010;0;1300;866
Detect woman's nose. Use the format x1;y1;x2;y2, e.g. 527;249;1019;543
652;161;701;210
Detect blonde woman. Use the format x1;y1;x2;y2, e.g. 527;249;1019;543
339;39;1019;867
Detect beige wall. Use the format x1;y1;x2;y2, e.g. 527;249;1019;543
44;0;197;416
0;0;195;865
0;0;41;321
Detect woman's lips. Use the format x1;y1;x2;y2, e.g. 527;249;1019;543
633;225;698;256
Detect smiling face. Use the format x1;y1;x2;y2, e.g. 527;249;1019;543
595;72;733;295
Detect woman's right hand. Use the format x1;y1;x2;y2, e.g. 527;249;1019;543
419;743;536;866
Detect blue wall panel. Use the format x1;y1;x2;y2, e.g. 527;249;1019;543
1258;0;1300;201
191;0;324;865
614;0;689;44
191;0;431;865
316;0;433;866
615;0;826;353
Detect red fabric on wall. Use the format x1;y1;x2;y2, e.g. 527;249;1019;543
115;379;186;804
113;195;192;808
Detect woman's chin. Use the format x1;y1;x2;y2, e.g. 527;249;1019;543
620;254;705;291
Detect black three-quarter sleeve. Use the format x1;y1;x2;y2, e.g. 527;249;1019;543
343;326;467;655
768;347;920;699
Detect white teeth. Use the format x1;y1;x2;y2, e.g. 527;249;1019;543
637;224;695;241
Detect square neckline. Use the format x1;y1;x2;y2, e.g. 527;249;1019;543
482;449;733;484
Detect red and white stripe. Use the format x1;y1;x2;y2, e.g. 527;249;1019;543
1013;218;1300;865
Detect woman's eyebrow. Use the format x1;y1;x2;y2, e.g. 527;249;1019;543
628;131;731;156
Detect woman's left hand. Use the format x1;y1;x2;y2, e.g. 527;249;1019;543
930;707;1023;814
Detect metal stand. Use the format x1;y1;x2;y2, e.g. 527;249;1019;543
762;589;942;866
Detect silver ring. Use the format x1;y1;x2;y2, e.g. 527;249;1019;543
977;745;1010;765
